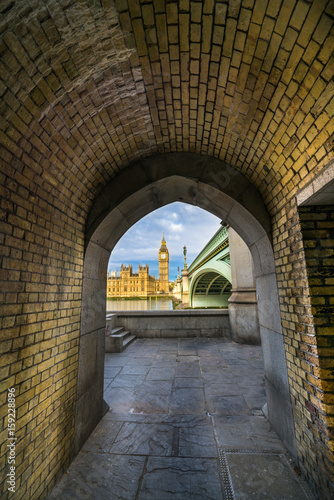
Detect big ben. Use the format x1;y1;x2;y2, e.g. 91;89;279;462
159;234;169;293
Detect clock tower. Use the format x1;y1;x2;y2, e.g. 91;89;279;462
159;234;169;293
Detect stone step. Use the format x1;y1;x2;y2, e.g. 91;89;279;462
111;326;125;335
111;330;130;339
106;328;136;353
123;334;136;349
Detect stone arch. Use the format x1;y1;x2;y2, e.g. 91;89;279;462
75;153;296;462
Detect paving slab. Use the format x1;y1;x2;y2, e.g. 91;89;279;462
110;373;146;388
221;354;256;365
81;419;123;453
170;387;206;414
175;377;204;388
104;386;137;414
133;381;172;414
120;364;151;375
153;352;178;362
207;394;250;415
147;366;176;380
204;382;240;397
104;355;128;367
47;338;314;500
240;385;267;410
124;356;152;366
109;422;173;456
178;424;218;458
178;346;198;356
233;373;265;386
138;457;223;500
131;397;171;415
135;380;173;396
132;349;159;358
158;342;179;350
47;454;145;500
199;357;228;368
214;415;285;450
104;366;122;379
201;370;235;383
176;361;202;378
177;354;200;362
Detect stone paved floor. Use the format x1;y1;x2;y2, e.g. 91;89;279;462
48;338;314;499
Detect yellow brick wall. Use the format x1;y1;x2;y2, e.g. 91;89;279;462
0;0;333;498
0;157;84;497
299;205;334;496
273;199;334;499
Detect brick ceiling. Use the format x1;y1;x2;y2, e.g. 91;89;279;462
1;0;333;215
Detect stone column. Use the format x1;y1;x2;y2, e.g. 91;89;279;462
74;241;109;454
181;268;190;306
173;276;182;300
228;227;260;344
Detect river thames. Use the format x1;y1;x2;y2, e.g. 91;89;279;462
107;297;173;311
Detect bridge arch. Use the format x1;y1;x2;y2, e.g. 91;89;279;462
189;267;232;308
187;226;232;308
75;152;296;463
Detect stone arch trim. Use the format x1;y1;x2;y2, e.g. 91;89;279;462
86;152;271;247
75;153;296;461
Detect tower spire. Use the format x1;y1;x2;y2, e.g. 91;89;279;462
159;232;169;293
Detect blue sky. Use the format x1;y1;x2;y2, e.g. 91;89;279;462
108;202;221;281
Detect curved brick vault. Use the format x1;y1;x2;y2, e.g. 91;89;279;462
0;1;333;499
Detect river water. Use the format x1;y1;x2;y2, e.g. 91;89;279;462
107;297;173;311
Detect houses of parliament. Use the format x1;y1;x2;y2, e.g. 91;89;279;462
107;235;170;298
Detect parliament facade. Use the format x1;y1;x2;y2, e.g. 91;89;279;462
107;235;170;297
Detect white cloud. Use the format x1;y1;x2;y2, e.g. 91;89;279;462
170;222;183;232
182;204;197;213
108;202;221;279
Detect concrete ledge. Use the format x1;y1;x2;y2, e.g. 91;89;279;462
107;309;229;317
107;310;230;338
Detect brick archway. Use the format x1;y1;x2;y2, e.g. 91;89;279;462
75;152;297;464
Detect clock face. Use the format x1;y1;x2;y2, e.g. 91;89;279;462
161;254;166;259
